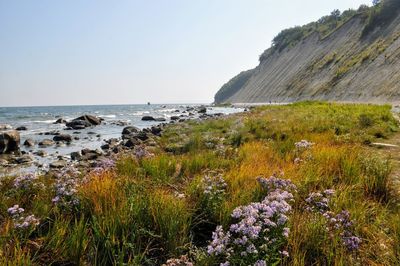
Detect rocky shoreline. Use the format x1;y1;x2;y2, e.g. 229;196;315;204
0;105;243;177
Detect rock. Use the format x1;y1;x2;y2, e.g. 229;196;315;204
155;117;166;122
122;126;140;136
14;154;34;164
54;118;67;124
0;130;20;154
81;149;102;160
88;131;96;135
111;120;128;126
135;131;148;141
53;134;72;142
50;160;68;169
123;138;140;148
170;116;180;121
66;120;92;130
34;150;47;157
197;106;207;113
151;126;162;136
38;139;55;147
70;151;82;161
0;124;12;130
23;139;35;147
16;126;28;131
142;116;155;121
74;115;102;126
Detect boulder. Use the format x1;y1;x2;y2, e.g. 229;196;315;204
16;126;28;131
141;116;155;121
14;154;33;164
0;130;20;154
34;150;47;157
170;116;180;121
155;117;166;122
54;118;67;124
53;134;72;142
66;120;92;130
74;115;102;126
70;151;82;161
23;139;35;147
151;126;162;136
197;106;207;113
50;160;68;169
122;126;140;136
38;139;55;147
123;138;140;148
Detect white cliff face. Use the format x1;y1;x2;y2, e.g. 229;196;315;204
216;14;400;104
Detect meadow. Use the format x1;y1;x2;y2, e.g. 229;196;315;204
1;102;399;265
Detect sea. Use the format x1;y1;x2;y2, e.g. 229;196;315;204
0;104;243;174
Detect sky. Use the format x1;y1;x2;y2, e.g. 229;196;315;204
0;0;371;107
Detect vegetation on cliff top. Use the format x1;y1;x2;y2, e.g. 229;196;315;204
1;102;400;265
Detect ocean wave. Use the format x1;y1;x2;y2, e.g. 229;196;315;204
99;114;117;118
32;120;56;124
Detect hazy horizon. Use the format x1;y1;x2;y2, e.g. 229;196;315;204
0;0;371;107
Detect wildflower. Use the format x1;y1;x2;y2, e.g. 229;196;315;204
92;158;116;174
52;166;81;208
294;157;303;165
14;214;40;229
174;191;186;199
7;205;40;230
7;205;24;218
208;176;296;265
134;145;153;159
162;255;193;266
254;260;267;266
202;174;227;200
295;140;314;149
13;173;38;189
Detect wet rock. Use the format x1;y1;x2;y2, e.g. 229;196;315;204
142;116;156;121
34;150;47;157
66;120;92;130
151;126;162;136
43;130;60;136
74;136;80;140
24;139;35;147
38;139;55;147
16;126;28;131
0;130;20;154
111;120;128;126
123;138;140;148
50;160;68;169
14;154;34;164
155;117;166;122
53;134;72;142
54;118;67;124
170;116;180;121
70;151;82;161
74;115;102;126
81;149;102;160
88;131;96;135
122;126;140;136
197;106;207;113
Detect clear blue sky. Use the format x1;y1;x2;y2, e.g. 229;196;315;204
0;0;371;107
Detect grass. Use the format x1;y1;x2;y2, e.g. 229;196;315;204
0;101;399;265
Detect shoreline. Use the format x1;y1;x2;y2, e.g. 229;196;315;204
0;105;245;177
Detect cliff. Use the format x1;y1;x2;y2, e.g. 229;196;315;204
215;3;400;104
